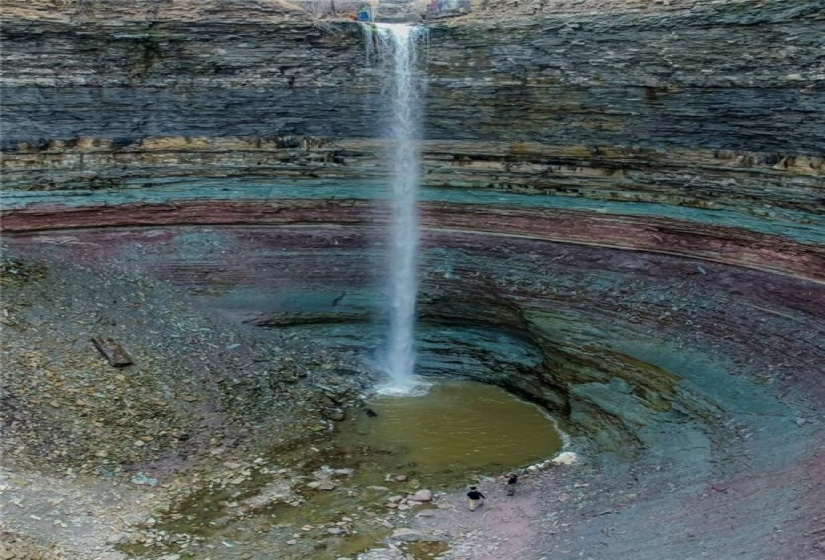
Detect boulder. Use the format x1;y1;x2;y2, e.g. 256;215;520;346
551;451;579;465
409;489;432;502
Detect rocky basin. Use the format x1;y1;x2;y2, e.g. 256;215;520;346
1;0;823;559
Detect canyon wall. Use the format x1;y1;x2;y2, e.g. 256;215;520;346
3;0;823;282
2;0;824;467
3;3;824;559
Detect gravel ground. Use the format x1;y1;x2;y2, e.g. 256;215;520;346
2;253;823;560
0;254;375;559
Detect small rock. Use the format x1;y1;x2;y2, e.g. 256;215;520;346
131;473;158;486
322;408;346;421
409;489;432;502
393;475;407;482
391;528;441;542
552;452;579;465
106;533;128;544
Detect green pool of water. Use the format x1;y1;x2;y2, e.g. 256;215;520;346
337;379;564;477
147;380;563;560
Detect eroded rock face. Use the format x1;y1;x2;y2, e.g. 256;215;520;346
1;1;823;557
2;1;823;274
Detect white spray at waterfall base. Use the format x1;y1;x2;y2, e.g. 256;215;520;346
374;23;427;396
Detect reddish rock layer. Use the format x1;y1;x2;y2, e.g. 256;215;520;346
4;200;824;283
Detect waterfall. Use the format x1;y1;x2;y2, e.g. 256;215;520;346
375;23;425;395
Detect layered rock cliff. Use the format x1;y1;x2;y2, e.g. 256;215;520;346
1;1;824;558
3;1;823;278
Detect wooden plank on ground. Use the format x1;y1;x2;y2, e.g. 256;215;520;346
91;337;133;367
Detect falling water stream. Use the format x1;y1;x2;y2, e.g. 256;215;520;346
375;23;425;394
137;24;566;560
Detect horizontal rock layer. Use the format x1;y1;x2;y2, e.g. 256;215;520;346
2;1;823;279
3;195;825;282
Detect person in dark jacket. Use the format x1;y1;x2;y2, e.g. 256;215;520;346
466;486;485;511
504;473;518;496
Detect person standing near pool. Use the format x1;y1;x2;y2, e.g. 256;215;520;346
467;486;486;511
504;472;518;496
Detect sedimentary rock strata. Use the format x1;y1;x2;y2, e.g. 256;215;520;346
1;0;824;558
